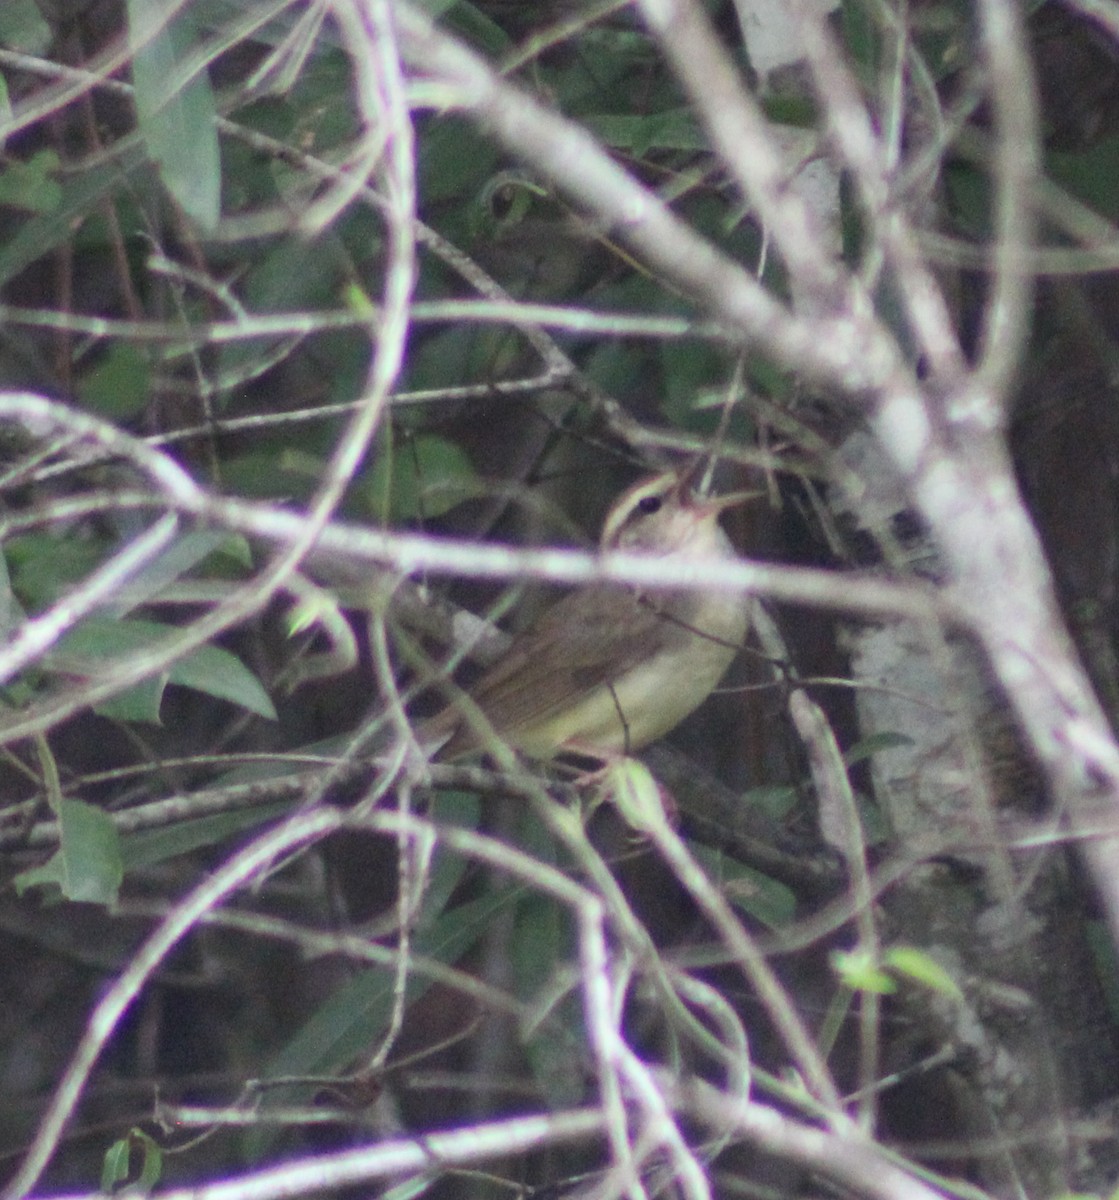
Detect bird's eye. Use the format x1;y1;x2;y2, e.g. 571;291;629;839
637;495;663;515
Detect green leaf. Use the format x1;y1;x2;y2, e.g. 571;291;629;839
514;893;585;1107
741;783;798;822
0;0;51;54
1049;138;1119;223
214;233;349;386
272;892;509;1073
413;0;463;18
945;159;991;239
417;116;499;207
170;642;277;718
76;343;152;420
1086;920;1119;1025
830;947;897;995
659;337;732;428
585;109;707;155
380;1182;434;1200
221;445;323;503
884;946;964;1002
843;731;916;767
120;803;290;871
101;1139;131;1192
128;1;221;229
357;434;480;522
0;140;149;287
0;149;61;213
6;534;106;612
0;549;24;639
100;1129;163;1195
245;884;508;1160
120;773;473;880
94;676;168;725
50;617;276;721
840;0;881;87
134;1131;163;1192
101;530;241;617
688;842;796;929
760;93;818;128
439;2;511;55
15;798;124;905
417;790;480;918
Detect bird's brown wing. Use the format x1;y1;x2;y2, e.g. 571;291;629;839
431;584;676;757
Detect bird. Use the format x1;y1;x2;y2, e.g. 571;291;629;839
421;467;753;764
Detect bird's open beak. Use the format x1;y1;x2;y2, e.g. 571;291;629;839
675;458;761;516
691;487;763;517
